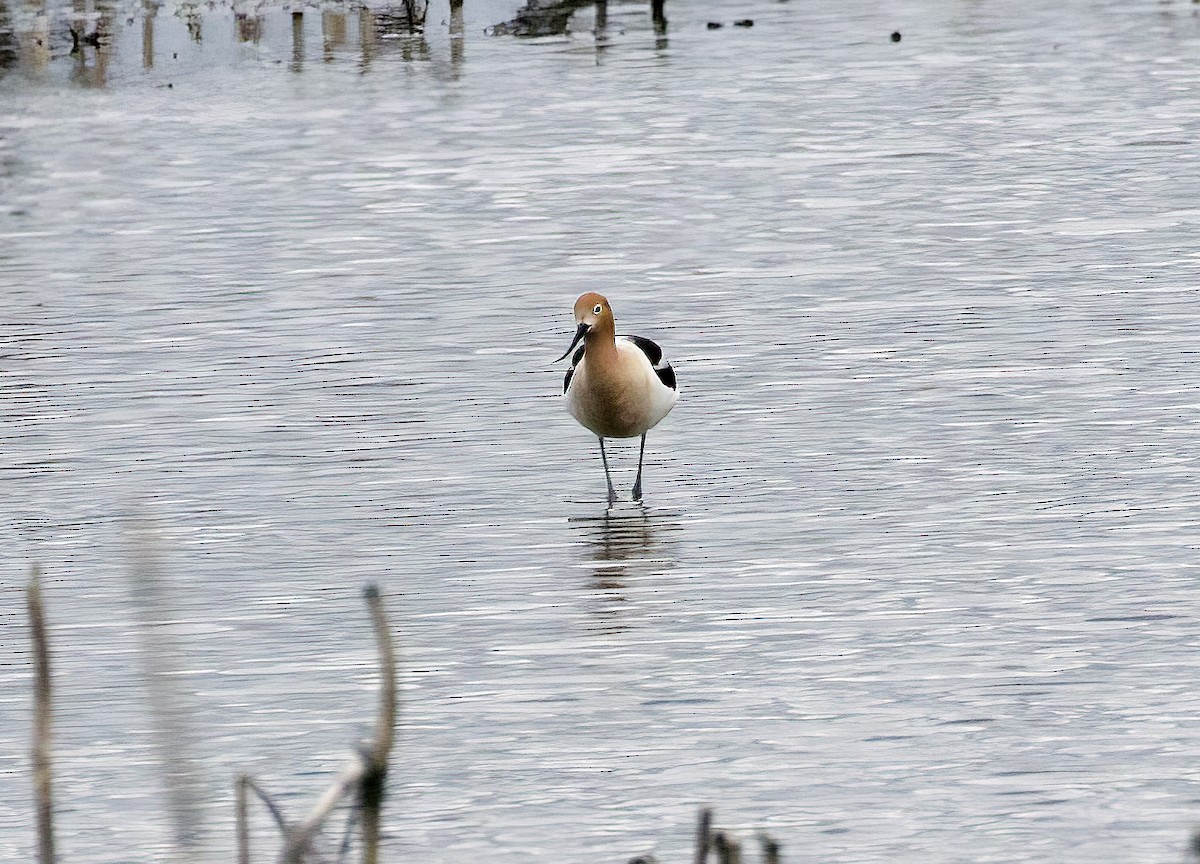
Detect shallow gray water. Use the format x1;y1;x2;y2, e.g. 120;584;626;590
4;0;1200;861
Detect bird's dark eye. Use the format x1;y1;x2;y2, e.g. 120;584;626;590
592;304;603;314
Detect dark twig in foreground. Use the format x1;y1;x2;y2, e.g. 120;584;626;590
336;806;359;864
238;774;291;864
28;565;55;864
692;811;777;864
246;776;289;832
713;830;742;864
694;807;713;864
759;833;780;864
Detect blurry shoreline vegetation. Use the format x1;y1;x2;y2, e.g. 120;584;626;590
0;0;668;83
21;564;779;863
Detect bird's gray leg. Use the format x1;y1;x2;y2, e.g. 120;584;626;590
598;437;618;506
632;433;647;501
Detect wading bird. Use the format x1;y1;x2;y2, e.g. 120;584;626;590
556;292;678;505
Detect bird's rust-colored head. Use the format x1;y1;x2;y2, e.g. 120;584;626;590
573;292;613;330
557;292;615;361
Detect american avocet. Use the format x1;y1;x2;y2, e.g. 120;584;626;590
556;292;678;505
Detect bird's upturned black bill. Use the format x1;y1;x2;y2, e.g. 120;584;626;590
555;322;589;362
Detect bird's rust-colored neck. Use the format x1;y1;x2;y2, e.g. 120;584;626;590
584;316;618;367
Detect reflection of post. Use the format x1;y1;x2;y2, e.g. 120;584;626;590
181;2;201;43
235;11;262;43
290;10;303;71
449;0;463;66
142;0;155;68
401;34;429;63
23;12;52;73
651;0;666;47
403;0;427;32
0;0;16;70
322;9;346;61
95;0;114;81
359;7;375;70
70;0;114;87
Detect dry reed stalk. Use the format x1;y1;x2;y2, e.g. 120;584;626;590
277;584;396;864
694;807;712;864
127;525;206;852
359;584;396;864
236;775;249;864
28;565;55;864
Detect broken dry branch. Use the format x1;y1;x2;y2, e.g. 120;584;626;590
238;774;291;864
280;760;365;862
276;584;396;864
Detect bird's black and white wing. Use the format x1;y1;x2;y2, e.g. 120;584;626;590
623;335;677;391
562;344;586;394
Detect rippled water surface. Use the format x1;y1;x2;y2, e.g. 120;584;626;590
4;0;1200;861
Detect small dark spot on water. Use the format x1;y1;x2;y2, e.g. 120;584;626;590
987;679;1102;689
734;19;754;27
707;22;722;29
883;151;953;159
1088;614;1183;622
891;30;902;42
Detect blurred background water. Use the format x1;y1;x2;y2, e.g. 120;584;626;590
3;0;1200;861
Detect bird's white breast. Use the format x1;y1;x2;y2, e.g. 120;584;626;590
565;338;677;439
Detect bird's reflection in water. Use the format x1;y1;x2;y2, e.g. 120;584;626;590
569;506;680;634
